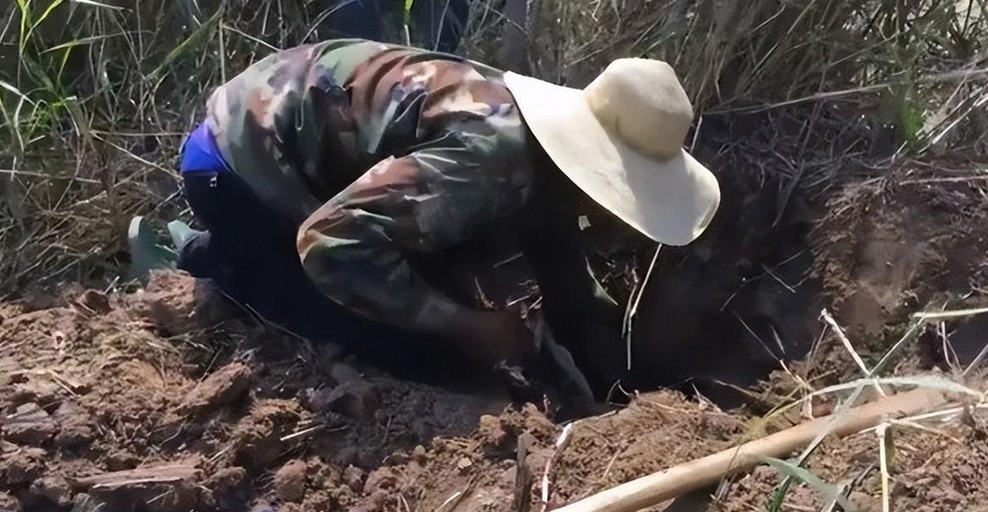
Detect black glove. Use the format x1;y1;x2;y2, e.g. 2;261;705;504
489;312;601;418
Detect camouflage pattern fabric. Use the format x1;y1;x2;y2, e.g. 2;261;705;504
205;39;539;336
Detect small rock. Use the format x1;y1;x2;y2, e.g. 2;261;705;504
77;464;200;512
205;466;248;510
310;364;379;420
362;468;397;494
177;363;251;415
366;490;389;511
133;271;198;335
0;492;22;512
274;460;307;503
234;428;285;472
848;491;882;512
456;457;473;473
323;382;379;420
342;466;366;493
412;445;428;463
10;380;61;408
53;401;95;448
302;387;334;412
2;403;58;445
204;466;247;492
104;451;140;472
749;465;775;481
77;290;112;314
0;443;45;485
30;475;73;507
477;414;508;453
313;464;342;488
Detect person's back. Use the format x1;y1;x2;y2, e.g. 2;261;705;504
203;39;521;224
177;39;551;380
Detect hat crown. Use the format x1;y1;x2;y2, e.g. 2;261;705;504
583;58;693;161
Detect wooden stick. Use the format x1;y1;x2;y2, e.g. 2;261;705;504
553;389;946;512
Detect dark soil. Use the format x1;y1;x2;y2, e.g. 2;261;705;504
2;161;988;512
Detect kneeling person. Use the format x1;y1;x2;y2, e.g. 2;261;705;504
174;39;720;408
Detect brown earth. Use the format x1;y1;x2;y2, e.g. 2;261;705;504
2;162;988;512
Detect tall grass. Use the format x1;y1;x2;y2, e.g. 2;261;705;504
1;0;987;294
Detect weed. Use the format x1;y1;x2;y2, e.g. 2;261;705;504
0;0;986;294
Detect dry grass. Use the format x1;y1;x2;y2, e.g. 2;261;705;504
1;0;987;294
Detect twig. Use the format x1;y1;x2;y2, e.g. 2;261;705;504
0;169;101;184
761;264;797;294
551;389;946;512
912;306;988;321
540;422;576;511
708;66;988;115
437;478;475;512
877;423;891;512
820;309;886;397
623;244;661;370
398;493;412;512
964;339;988;377
514;433;534;512
279;424;341;442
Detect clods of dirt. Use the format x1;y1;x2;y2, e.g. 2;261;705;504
310;364;380;419
274;460;307;503
1;404;57;446
177;362;252;415
74;465;201;512
51;402;95;448
2;163;988;512
29;476;72;508
0;492;22;512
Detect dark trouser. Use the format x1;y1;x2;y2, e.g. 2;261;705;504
178;169;625;395
178;171;464;379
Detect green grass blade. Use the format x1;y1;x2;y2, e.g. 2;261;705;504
403;0;415;45
759;457;854;511
22;0;64;50
0;81;33;156
765;476;792;512
27;0;64;34
43;32;126;52
15;0;32;56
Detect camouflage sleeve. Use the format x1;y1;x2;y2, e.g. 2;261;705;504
295;108;534;334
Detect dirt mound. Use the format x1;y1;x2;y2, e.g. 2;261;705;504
0;272;508;511
815;162;988;342
2;164;988;512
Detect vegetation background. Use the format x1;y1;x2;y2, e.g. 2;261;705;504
1;0;986;296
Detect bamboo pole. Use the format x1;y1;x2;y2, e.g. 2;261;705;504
553;388;947;512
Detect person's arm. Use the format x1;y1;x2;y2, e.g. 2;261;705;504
296;119;537;368
518;203;627;394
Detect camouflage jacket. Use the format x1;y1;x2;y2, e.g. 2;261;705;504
206;39;537;330
205;40;624;386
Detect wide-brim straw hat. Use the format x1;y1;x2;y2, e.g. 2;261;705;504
503;59;720;246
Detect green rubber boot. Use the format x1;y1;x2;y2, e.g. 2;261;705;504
127;216;185;279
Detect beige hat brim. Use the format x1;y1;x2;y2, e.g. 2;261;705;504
503;71;721;246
